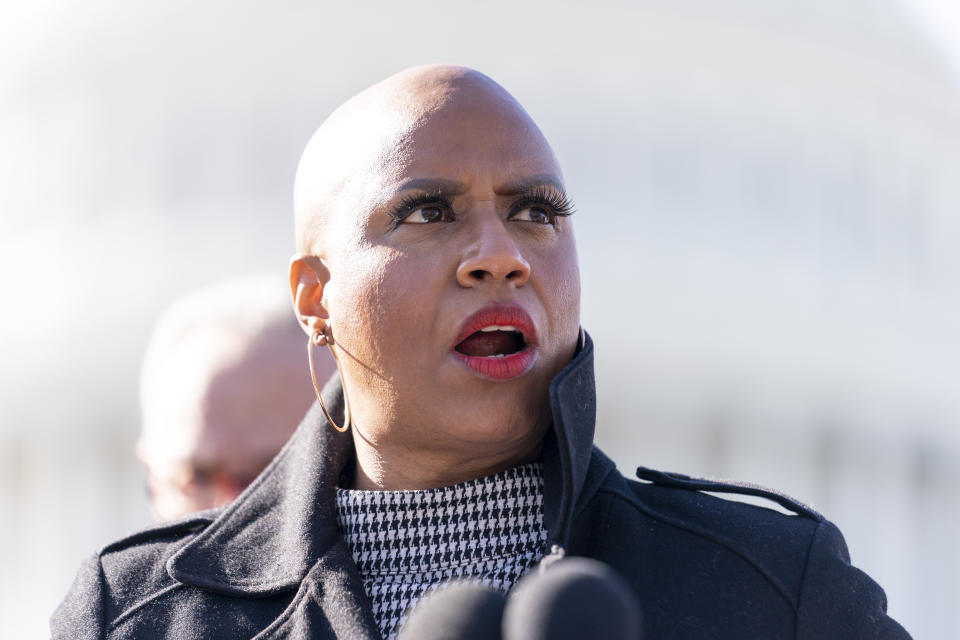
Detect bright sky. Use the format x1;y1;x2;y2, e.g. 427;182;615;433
1;0;960;79
906;0;960;78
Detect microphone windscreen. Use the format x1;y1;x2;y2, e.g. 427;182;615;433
502;557;642;640
399;581;506;640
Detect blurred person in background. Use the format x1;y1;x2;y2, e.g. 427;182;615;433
137;277;331;521
52;65;910;640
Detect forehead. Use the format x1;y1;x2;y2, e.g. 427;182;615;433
326;106;563;240
378;99;561;193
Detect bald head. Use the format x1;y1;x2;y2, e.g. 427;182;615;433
293;64;560;256
138;277;333;521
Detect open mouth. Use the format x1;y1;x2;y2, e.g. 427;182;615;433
451;304;538;380
454;325;527;358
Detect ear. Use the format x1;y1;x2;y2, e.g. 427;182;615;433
289;254;330;338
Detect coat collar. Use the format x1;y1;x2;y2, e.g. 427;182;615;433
167;331;612;595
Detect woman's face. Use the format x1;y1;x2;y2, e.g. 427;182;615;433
314;89;581;455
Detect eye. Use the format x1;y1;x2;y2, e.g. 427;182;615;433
511;205;553;225
389;192;456;229
404;205;449;224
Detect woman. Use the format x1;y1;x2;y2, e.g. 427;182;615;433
53;65;909;639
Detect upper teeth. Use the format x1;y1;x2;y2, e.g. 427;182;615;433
479;325;519;333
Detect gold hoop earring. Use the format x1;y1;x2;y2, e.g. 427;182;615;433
308;328;351;433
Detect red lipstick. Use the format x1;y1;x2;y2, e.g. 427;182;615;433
451;303;538;381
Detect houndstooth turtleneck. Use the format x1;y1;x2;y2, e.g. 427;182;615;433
335;462;548;640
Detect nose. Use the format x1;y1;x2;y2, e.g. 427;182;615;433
456;210;531;288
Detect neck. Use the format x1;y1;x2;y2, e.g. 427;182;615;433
347;424;546;491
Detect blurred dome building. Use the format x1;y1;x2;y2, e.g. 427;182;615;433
1;1;957;637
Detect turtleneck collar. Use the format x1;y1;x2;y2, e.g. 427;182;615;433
336;462;546;576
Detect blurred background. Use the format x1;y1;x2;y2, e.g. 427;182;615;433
2;0;958;637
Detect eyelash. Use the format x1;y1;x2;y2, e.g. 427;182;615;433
387;186;576;229
508;186;576;226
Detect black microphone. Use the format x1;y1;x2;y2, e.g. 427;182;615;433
502;557;642;640
399;581;507;640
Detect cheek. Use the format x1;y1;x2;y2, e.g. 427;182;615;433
328;254;390;351
557;258;581;314
328;248;441;366
536;242;582;339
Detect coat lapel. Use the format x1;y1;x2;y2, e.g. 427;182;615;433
252;541;381;640
541;332;610;547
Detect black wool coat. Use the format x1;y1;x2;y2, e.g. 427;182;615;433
52;334;911;639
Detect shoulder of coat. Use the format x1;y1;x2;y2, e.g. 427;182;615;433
99;508;221;556
634;465;823;521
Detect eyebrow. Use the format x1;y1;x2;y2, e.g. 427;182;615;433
389;174;566;198
493;174;566;196
392;177;469;195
